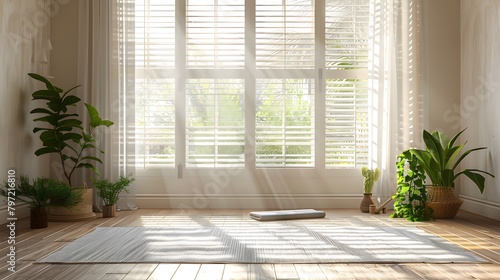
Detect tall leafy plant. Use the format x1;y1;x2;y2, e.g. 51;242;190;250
28;73;114;188
410;129;494;193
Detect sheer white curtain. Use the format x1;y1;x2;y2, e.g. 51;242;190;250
77;0;136;211
85;0;424;209
368;0;425;204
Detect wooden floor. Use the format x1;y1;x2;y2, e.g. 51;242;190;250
1;209;500;280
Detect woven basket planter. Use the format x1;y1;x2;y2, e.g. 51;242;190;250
426;186;463;219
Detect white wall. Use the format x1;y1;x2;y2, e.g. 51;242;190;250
0;0;54;220
50;0;79;91
422;0;461;135
459;0;500;220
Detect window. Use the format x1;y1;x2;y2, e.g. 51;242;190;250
128;0;369;170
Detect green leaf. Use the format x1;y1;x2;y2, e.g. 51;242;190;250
57;113;80;121
84;103;101;127
84;103;114;128
30;108;54;115
423;130;445;169
447;128;466;149
28;73;51;85
62;155;79;163
60;132;82;142
40;130;57;142
33;127;51;133
58;119;83;129
82;143;97;150
62;95;81;106
99;120;114;127
76;163;100;176
441;169;455;187
444;145;463;169
410;149;439;184
61;85;81;99
462;170;486;193
82;132;95;143
47;99;65;113
430;130;450;150
81;156;103;164
28;73;63;93
34;147;59;156
32;89;59;101
452;147;487;170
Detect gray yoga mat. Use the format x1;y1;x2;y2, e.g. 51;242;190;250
249;209;326;221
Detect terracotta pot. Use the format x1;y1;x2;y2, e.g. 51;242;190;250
426;186;463;219
102;205;116;218
360;193;375;213
31;207;48;229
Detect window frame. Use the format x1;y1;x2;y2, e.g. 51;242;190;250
131;0;369;176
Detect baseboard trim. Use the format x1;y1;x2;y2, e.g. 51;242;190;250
460;195;500;221
136;194;364;209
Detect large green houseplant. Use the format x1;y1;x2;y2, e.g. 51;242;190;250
407;128;494;218
1;176;82;228
28;73;114;221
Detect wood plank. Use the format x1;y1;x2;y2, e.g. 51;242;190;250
0;262;50;280
51;265;102;280
74;264;117;280
106;264;137;274
344;264;390;280
318;264;355;280
29;264;78;280
147;263;180;280
221;264;250;280
248;264;275;280
294;264;327;280
122;264;157;280
401;263;445;280
274;264;299;280
99;273;127;280
171;264;201;280
195;264;225;280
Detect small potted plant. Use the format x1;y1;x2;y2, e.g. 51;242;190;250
359;167;380;213
0;176;82;228
28;73;114;221
404;128;494;218
93;175;134;218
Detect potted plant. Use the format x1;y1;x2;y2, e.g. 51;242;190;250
406;128;494;218
0;176;82;228
359;167;380;213
28;73;114;221
391;150;433;221
93;175;134;218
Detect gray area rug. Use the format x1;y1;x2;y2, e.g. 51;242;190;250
38;226;486;264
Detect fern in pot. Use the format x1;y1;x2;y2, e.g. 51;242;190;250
93;175;134;218
1;176;82;228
